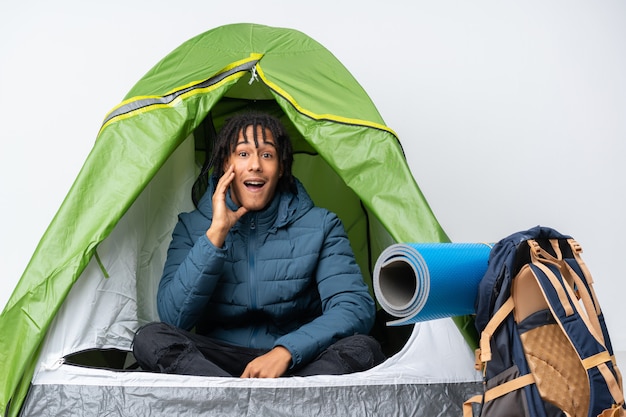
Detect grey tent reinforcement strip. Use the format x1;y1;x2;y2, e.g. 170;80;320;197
101;60;259;126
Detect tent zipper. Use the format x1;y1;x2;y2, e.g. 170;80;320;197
101;58;260;129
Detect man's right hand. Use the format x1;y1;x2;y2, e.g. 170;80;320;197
206;164;248;247
240;346;292;378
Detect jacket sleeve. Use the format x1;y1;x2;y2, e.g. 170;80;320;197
156;215;227;330
273;211;376;368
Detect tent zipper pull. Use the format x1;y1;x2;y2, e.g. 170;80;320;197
44;357;65;371
248;66;259;85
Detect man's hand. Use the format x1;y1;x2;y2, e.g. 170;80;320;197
240;346;292;378
206;164;248;247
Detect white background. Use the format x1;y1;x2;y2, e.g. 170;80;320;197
1;1;624;354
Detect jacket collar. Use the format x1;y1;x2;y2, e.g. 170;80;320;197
197;176;314;234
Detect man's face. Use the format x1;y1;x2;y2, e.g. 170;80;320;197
224;125;282;211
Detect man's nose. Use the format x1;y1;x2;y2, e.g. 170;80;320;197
249;153;261;171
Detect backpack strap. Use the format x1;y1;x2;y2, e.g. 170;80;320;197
527;239;625;410
527;240;575;316
478;296;514;363
469;296;539;417
469;238;625;416
463;373;535;417
567;239;602;315
566;239;624;391
529;240;608;351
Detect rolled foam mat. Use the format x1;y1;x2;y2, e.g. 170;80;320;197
373;242;492;325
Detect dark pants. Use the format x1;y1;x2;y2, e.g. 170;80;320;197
132;322;385;377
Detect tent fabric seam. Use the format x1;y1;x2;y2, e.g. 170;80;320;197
254;64;400;138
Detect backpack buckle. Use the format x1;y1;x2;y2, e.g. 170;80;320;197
528;239;541;255
474;348;483;371
569;239;583;254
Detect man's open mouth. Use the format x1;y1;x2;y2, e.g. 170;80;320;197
244;180;265;190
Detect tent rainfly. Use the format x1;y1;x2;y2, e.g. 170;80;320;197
0;23;481;417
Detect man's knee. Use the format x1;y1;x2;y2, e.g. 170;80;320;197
133;322;167;350
302;334;386;376
132;322;179;370
332;334;386;370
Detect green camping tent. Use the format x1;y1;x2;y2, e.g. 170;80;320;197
0;23;475;416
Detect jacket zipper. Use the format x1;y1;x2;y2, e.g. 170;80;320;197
248;215;259;346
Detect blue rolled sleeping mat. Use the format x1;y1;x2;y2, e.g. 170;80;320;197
373;243;492;325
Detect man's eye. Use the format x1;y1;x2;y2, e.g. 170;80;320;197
238;151;248;157
262;153;273;159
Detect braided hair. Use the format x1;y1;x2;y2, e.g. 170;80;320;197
209;111;296;194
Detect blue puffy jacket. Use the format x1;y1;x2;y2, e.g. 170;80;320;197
157;177;375;368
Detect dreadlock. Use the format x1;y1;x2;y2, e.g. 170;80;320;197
209;111;296;194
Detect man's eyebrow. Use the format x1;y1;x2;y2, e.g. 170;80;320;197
235;140;277;148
